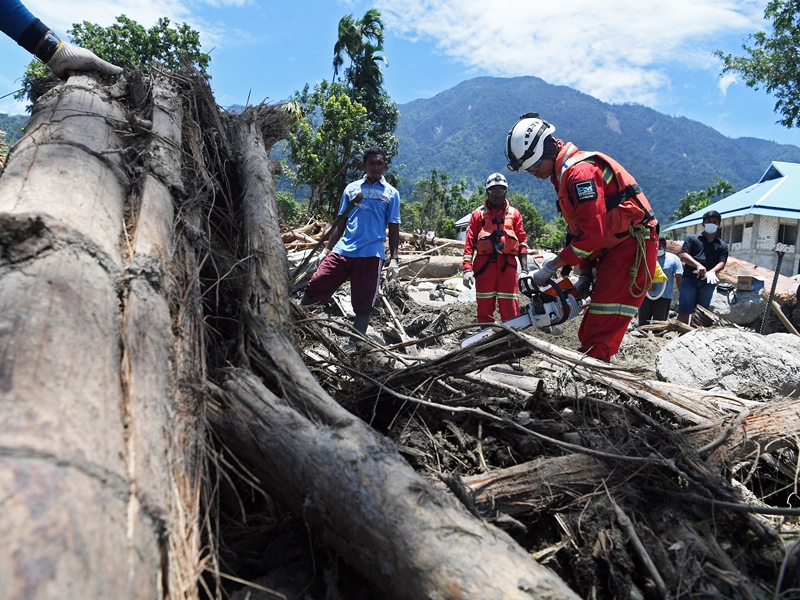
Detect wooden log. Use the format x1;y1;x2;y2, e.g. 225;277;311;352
682;396;800;458
0;75;174;598
458;454;609;517
771;300;800;336
399;231;465;249
400;254;464;279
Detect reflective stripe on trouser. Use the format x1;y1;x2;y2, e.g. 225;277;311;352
474;254;520;323
578;231;658;361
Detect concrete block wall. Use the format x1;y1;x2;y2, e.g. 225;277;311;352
757;216;779;251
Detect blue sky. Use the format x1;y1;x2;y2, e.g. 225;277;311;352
2;0;799;147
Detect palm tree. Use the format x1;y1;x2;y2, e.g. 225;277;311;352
332;9;387;107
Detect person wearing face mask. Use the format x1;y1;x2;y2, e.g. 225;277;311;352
638;238;683;326
462;173;529;368
677;210;728;325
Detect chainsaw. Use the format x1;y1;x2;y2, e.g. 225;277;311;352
460;275;586;348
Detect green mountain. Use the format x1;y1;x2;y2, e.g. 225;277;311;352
0;113;28;147
393;76;800;222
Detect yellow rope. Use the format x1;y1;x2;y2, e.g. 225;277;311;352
628;224;653;298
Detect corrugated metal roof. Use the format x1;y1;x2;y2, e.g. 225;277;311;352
664;161;800;231
455;213;472;227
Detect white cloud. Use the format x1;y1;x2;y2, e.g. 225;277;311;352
23;0;240;53
375;0;767;106
718;72;738;96
25;0;193;35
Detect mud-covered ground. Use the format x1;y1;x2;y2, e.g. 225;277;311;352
218;281;799;600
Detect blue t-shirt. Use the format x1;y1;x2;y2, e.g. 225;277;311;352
332;175;401;259
659;252;683;300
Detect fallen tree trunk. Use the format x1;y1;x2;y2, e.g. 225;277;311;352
0;73;202;597
436;395;800;519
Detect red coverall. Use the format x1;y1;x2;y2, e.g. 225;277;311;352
462;201;528;323
551;142;658;361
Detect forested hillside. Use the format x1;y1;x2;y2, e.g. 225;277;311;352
0;113;28;146
393;76;800;222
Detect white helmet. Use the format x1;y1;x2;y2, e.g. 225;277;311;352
505;112;556;172
484;172;508;190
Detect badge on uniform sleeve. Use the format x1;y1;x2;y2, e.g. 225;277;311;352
573;179;598;203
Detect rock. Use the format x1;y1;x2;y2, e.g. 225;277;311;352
767;332;800;360
407;289;459;307
708;289;765;325
656;328;800;397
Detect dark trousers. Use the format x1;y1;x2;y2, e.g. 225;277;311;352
638;297;671;326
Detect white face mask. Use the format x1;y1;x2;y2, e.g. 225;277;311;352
658;249;665;257
704;223;719;234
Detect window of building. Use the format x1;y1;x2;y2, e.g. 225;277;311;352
778;223;799;246
731;224;744;243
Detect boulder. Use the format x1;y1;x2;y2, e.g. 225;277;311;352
708;289;765;325
656;328;800;397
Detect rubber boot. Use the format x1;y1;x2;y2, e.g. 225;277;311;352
353;312;370;335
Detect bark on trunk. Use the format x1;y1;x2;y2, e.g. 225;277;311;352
0;73;204;599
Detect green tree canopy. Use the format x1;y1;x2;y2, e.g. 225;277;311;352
70;16;210;74
670;177;734;221
508;193;547;243
716;0;800;128
333;9;386;108
286;10;399;221
17;15;210;106
285;81;372;217
331;9;398;170
409;169;469;237
538;217;569;251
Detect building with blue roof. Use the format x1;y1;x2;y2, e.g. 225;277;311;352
664;162;800;277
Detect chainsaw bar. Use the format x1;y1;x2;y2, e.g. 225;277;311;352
460;313;532;348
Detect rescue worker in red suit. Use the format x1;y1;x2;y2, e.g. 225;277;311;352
505;113;658;361
462;172;529;323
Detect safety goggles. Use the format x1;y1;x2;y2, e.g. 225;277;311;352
524;160;543;174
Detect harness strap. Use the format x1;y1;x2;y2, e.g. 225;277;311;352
607;183;656;235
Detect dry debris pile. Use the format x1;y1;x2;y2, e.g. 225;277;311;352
284;224;800;599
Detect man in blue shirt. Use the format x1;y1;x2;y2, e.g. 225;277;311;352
1;0;121;78
301;146;401;339
638;237;683;325
677;210;728;325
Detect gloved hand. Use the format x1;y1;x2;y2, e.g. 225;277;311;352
386;258;400;281
531;261;558;286
705;271;719;285
575;275;593;299
463;270;474;288
46;40;123;79
518;269;529;281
